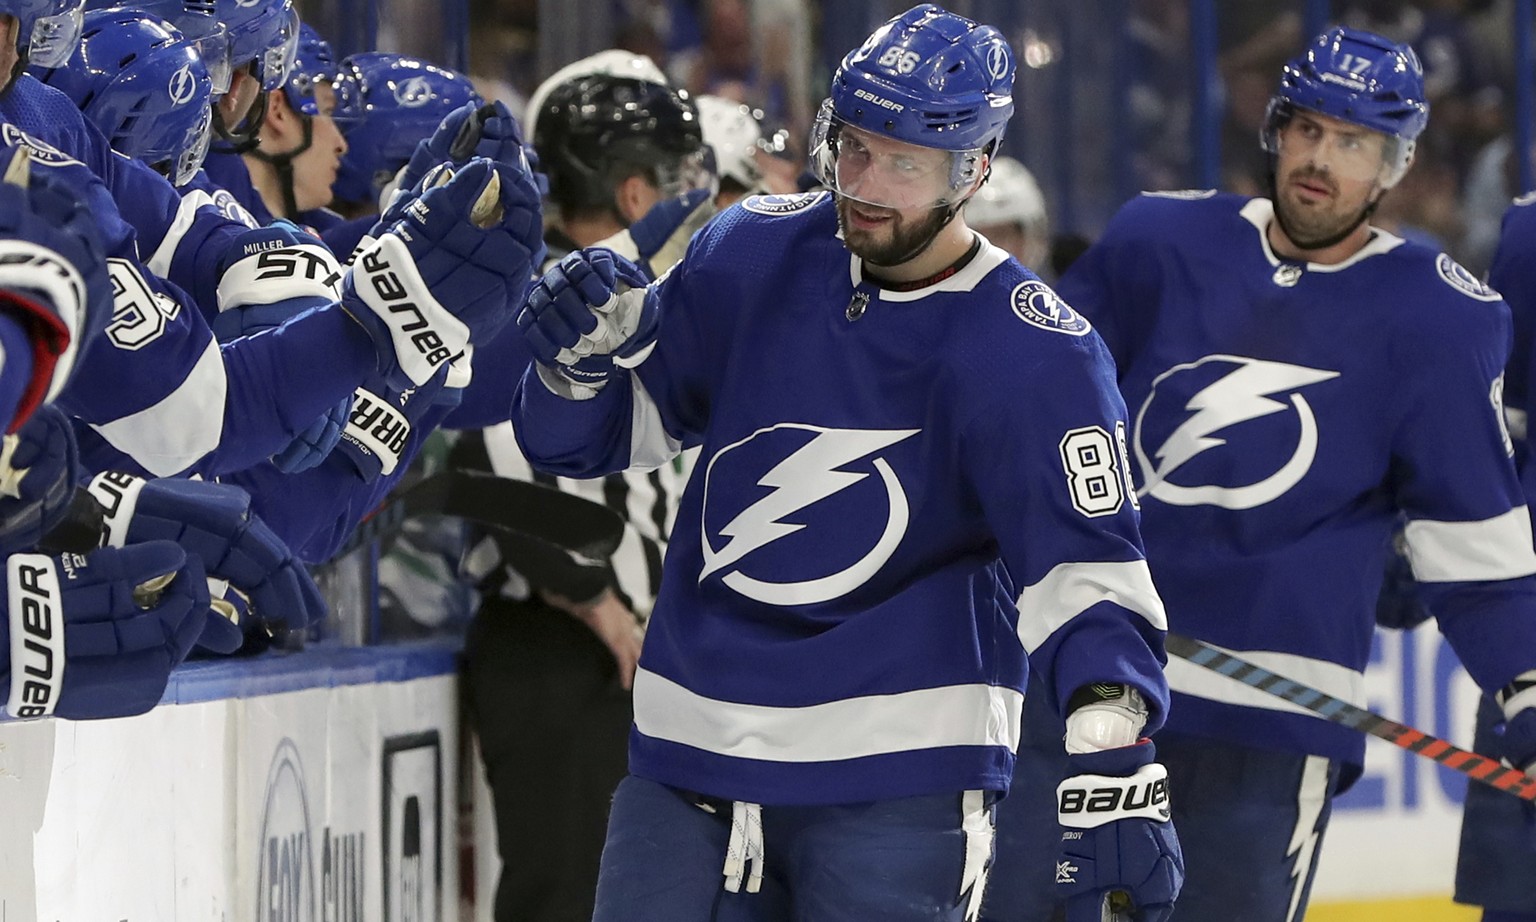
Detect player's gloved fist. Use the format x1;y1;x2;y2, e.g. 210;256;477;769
344;157;545;392
626;188;716;280
1056;741;1183;922
397;101;533;197
210;222;350;470
213;220;343;325
517;248;656;398
1496;672;1536;774
0;542;210;719
82;472;325;648
0;144;113;425
0;406;79;556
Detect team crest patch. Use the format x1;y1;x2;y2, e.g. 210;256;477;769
1141;189;1218;200
742;191;826;215
1011;280;1091;336
1436;253;1500;302
1;125;83;168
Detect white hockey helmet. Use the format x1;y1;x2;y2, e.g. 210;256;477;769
524;49;669;141
695;94;765;193
965;156;1048;232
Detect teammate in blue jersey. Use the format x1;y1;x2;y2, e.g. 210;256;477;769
986;27;1536;922
1448;194;1536;922
0;2;546;490
511;6;1181;920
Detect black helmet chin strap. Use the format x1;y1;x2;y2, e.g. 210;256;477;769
213;89;270;156
246;114;315;219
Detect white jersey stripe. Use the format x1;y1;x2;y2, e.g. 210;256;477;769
1015;559;1167;653
633;667;1024;763
629;374;682;471
1284;755;1332;922
1167;643;1365;717
1404;507;1536;582
88;338;225;476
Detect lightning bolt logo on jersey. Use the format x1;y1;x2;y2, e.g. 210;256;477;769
699;423;919;606
1134;355;1339;509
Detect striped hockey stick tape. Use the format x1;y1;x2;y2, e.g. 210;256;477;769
1165;632;1536;802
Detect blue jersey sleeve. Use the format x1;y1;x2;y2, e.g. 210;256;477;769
1387;268;1536;695
954;299;1170;727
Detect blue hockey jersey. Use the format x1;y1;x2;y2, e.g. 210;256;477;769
512;192;1171;806
1057;191;1536;774
0;76;381;478
1490;193;1536;502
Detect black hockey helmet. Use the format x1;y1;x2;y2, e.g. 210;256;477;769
533;73;709;216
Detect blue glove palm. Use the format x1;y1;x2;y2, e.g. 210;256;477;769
0;405;79;556
1;542;210;719
397;100;539;201
212;221;349;472
344;157;545;391
85;473;326;649
517;248;656;396
1057;742;1184;922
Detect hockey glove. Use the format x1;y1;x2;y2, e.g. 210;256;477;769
0;145;114;428
82;472;325;649
394;101;539;208
624;188;716;281
343;157;545;392
0;406;79;556
212;221;350;472
1057;741;1183;922
1496;672;1536;774
0;542;211;719
517;248;656;399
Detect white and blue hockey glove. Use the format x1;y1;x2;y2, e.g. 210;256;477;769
0;542;211;720
83;473;326;649
1496;672;1536;775
212;222;351;473
343;157;545;393
0;406;79;556
1056;684;1183;922
623;188;716;281
517;248;656;399
392;100;542;210
0;145;114;428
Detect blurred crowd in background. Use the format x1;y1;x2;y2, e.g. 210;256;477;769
305;0;1534;277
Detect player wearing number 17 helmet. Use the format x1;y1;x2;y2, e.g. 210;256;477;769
510;5;1180;920
985;25;1536;922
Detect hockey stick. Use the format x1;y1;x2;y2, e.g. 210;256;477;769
328;469;626;563
1165;632;1536;802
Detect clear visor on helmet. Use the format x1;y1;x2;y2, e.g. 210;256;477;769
256;5;300;92
1262;99;1414;187
184;21;231;96
809;99;986;211
653;148;717;200
168;104;213;186
26;3;83;69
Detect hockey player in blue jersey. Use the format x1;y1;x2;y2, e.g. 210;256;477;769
987;27;1536;922
511;6;1182;920
0;1;547;494
1446;193;1536;922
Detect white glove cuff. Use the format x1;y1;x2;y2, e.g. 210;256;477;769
1057;762;1170;830
1064;685;1148;754
86;471;147;549
1498;669;1536;721
6;552;65;718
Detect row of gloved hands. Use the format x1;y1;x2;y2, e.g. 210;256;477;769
0;406;325;720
